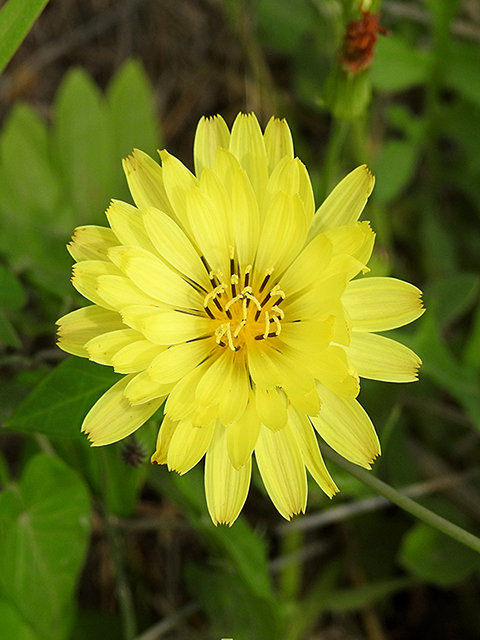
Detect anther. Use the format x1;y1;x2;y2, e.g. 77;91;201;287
229;246;236;276
244;265;252;288
259;268;274;294
204;306;215;319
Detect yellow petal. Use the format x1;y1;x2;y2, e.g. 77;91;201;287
231;167;260;271
309;165;375;238
279;233;333;296
227;395;261;469
96;274;161;309
111;340;165;374
280;318;334;355
124;370;172;405
136;307;211;345
143;206;210;289
106;200;157;253
194;114;230;176
186;186;230;275
255;422;307;520
82;374;163;446
247;343;281;389
255;191;307;283
309;346;359;399
167;419;215;474
151;415;178;464
255;386;288;431
149;339;213;383
263;116;294;173
72;260;122;309
229;112;268;204
311;383;380;468
217;355;250;425
67;225;118;262
342;277;425;332
108;245;202;309
85;328;143;366
288;386;322;416
345;331;422;382
122;149;175;217
165;360;211;421
297;159;315;226
325;221;375;265
283;273;347;322
57;306;125;357
205;422;252;525
289;408;338;497
159;150;198;233
196;350;233;408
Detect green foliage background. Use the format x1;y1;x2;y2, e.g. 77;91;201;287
1;0;480;638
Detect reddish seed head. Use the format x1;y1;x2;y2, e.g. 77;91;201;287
341;11;388;73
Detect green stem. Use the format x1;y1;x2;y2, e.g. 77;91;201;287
319;117;349;202
101;453;138;640
279;527;303;602
324;447;480;555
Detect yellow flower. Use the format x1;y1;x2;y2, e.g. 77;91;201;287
57;113;424;525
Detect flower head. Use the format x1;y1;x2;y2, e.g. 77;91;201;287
57;113;424;525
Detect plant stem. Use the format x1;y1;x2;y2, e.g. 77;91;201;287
323;447;480;555
101;453;138;640
318;117;349;202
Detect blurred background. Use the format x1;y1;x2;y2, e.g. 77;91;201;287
1;1;480;639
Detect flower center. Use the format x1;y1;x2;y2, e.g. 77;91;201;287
202;249;285;352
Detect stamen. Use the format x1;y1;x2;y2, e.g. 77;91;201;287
259;268;274;293
263;311;270;339
231;273;239;298
204;306;215;319
200;255;211;273
244;265;252;288
271;305;285;319
229;246;236;276
225;294;243;313
272;316;282;335
215;323;228;346
233;319;246;338
245;292;262;312
225;324;238;351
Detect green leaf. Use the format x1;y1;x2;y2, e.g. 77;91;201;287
444;40;480;107
185;564;281;640
0;0;50;76
0;103;61;216
0;308;21;347
0;263;26;310
0;103;71;295
374;139;418;203
152;466;275;601
372;36;429;92
0;598;39;640
413;316;480;431
107;59;161;162
0;454;91;640
52;68;117;224
400;522;480;587
324;577;414;611
6;357;119;438
425;273;480;327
